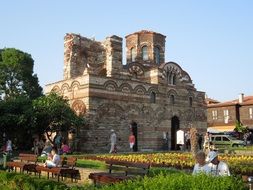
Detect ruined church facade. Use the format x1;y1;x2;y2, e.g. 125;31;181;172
45;30;207;153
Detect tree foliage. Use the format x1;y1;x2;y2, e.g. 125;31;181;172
32;93;85;144
235;120;247;133
0;48;42;100
0;48;84;150
0;95;33;149
0;93;85;150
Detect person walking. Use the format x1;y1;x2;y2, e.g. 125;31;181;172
54;132;62;154
6;139;12;154
33;139;39;155
128;132;135;152
185;131;191;151
109;129;117;153
197;133;203;150
249;132;253;145
243;132;249;145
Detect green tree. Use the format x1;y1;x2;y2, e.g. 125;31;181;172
235;120;247;133
32;93;85;144
234;120;247;140
0;48;42;100
0;96;34;149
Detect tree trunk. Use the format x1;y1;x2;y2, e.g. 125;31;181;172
45;131;54;145
190;127;198;157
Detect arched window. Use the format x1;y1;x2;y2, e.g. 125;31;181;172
154;47;160;64
150;91;156;103
170;95;175;105
171;74;176;85
131;47;136;62
189;97;193;107
142;46;148;61
166;71;170;84
173;75;176;85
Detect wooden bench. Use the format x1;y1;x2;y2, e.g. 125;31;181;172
7;153;38;173
35;156;79;182
89;160;150;185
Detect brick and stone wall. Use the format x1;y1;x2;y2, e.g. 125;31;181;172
240;105;253;126
45;30;207;153
207;106;237;127
126;30;165;64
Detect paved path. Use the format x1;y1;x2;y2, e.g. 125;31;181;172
77;167;105;184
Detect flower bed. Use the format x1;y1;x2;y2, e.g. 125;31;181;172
82;152;253;175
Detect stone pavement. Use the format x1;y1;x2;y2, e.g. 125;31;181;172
1;160;105;185
35;165;105;184
76;167;105;184
35;166;105;184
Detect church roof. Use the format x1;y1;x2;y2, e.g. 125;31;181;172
125;30;166;38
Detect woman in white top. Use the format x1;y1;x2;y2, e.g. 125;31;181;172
193;151;211;174
44;148;61;168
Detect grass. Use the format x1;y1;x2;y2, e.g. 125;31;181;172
76;159;106;170
230;145;253;150
37;155;106;170
218;145;253;154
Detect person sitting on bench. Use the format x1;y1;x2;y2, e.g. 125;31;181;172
44;148;61;168
61;141;71;155
41;141;53;157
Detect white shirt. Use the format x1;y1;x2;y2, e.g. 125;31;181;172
110;133;116;144
204;135;210;144
52;154;61;166
192;163;211;175
6;140;12;151
208;161;230;176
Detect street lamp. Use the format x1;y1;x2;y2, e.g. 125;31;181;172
248;176;253;190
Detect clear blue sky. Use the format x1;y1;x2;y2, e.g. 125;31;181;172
1;0;252;102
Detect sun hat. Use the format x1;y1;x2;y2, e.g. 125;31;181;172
110;129;115;132
206;151;218;162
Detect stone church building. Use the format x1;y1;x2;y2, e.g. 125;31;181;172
45;30;207;153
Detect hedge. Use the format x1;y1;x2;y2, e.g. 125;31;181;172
0;170;247;190
99;173;247;190
0;171;68;190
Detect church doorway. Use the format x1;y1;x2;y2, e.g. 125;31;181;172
171;116;180;150
131;122;138;152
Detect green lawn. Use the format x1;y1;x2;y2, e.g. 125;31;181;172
76;159;106;169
